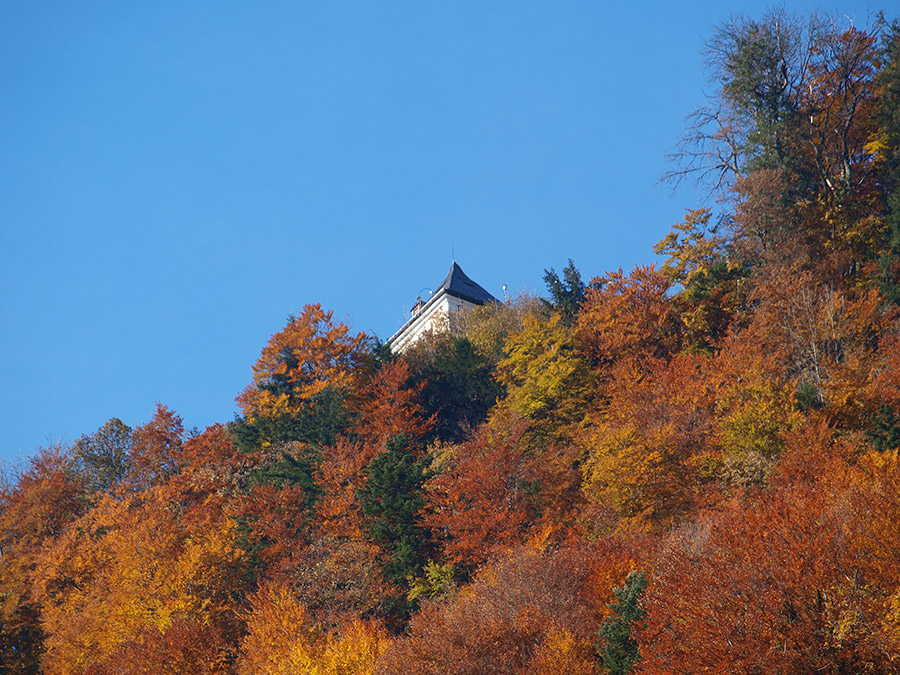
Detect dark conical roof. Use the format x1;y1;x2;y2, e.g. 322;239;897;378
437;262;498;305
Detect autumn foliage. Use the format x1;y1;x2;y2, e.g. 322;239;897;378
236;303;369;423
4;10;900;674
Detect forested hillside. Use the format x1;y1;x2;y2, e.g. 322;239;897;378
3;9;900;674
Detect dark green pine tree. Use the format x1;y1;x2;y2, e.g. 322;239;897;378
230;386;350;452
876;17;900;306
877;16;900;196
542;258;587;325
357;435;432;585
876;195;900;307
411;336;503;443
230;386;351;498
868;404;900;453
597;571;647;675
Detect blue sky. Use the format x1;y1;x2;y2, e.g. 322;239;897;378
0;1;884;465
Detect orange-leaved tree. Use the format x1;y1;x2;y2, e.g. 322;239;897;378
425;411;532;569
33;485;247;674
637;430;900;674
577;265;682;371
351;359;434;449
126;403;185;490
378;541;645;675
0;445;84;673
237;304;370;424
747;266;889;412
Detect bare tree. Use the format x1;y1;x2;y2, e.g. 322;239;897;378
663;8;812;195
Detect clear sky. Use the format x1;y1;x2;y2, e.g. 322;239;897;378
0;1;884;466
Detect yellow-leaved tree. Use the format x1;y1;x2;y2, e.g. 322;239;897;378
237;581;387;675
496;313;591;435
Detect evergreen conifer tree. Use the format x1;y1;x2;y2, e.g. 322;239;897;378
358;435;432;584
597;570;647;675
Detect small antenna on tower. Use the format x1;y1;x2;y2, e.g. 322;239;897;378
451;242;455;262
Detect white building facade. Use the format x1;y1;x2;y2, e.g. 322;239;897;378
387;262;498;353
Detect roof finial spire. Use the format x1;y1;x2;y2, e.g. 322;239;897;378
451;242;455;263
